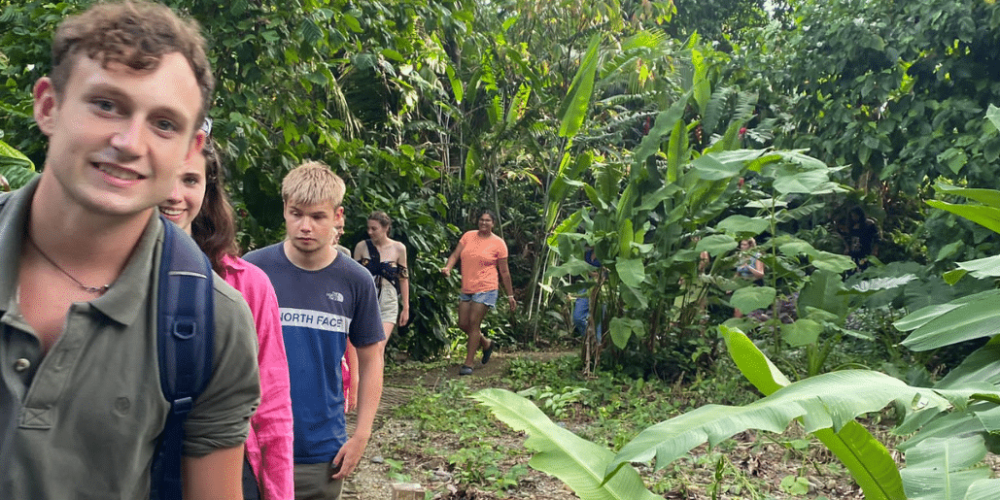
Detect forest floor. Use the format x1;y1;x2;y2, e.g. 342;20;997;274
343;349;874;500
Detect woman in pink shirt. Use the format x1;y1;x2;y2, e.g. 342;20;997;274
159;123;294;500
441;210;516;375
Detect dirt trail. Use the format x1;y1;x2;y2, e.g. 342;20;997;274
343;350;578;500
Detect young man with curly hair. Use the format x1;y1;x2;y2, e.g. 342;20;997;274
0;2;260;498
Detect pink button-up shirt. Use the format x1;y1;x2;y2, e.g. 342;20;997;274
222;255;294;500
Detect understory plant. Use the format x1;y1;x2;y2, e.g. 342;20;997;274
476;324;1000;499
476;162;1000;499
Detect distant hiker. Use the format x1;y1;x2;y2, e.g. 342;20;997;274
441;209;516;376
354;210;410;342
733;238;764;318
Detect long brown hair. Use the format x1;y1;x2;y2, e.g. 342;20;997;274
190;138;239;275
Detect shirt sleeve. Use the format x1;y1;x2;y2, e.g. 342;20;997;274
183;278;261;457
496;237;509;260
241;264;295;500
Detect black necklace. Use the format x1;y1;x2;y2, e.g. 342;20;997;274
27;236;110;295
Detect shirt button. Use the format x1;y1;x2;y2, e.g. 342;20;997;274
14;358;31;372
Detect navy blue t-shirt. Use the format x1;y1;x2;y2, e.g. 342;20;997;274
244;243;384;463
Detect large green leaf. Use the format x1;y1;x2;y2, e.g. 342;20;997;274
609;317;645;349
927;200;1000;235
558;34;601;138
798;270;849;322
782;319;823;347
606;369;949;483
964;479;1000;500
473;389;661;500
948;254;1000;281
901;436;992;500
936;339;1000;389
695;234;737;257
986;104;1000;133
719;325;791;394
666;116;687;183
689;152;746;180
722;326;908;500
0;139;38;190
934;183;1000;209
899;290;1000;351
716;215;770;236
632;93;690;170
731;285;775;312
771;166;843;195
616;258;645;288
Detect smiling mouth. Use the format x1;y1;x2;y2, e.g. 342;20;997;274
159;207;184;217
95;163;145;181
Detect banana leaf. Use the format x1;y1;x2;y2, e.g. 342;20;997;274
604;327;939;500
473;388;661;500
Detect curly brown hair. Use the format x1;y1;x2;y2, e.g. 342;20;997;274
190;138;239;275
50;1;214;125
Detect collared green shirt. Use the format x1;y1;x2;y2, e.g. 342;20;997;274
0;179;261;499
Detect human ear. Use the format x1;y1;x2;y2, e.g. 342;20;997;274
33;77;59;136
186;129;207;162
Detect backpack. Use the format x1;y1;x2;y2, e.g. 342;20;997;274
149;214;215;500
0;191;214;500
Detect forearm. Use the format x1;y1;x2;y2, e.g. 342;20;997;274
182;445;244;500
353;344;384;441
400;276;410;312
501;272;514;297
443;252;459;271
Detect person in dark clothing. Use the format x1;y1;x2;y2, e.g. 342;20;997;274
844;207;879;270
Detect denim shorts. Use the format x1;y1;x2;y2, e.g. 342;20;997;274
460;289;498;308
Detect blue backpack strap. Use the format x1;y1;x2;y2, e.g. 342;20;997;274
149;216;215;500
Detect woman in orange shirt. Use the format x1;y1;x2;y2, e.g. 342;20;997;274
441;210;516;375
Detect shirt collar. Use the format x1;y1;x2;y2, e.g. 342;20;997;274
88;215;160;325
0;177;39;314
222;253;247;275
0;176;160;326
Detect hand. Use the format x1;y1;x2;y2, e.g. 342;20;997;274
331;434;367;479
440;267;451;277
399;307;409;327
508;296;517;311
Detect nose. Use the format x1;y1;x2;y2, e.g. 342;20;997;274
300;217;314;233
165;181;182;203
110;117;146;159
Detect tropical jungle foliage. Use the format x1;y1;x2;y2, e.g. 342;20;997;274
6;0;1000;494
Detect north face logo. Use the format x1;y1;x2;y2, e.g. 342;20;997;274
326;291;344;302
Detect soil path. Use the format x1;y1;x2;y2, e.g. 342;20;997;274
343;349;578;500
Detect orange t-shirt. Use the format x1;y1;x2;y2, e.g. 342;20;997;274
458;231;509;294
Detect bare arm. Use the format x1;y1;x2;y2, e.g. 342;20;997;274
182;445;245;500
353;241;368;261
440;241;464;277
397;242;410;326
346;342;359;412
332;341;383;479
497;257;516;311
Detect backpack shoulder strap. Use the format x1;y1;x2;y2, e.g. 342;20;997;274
149;215;215;500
